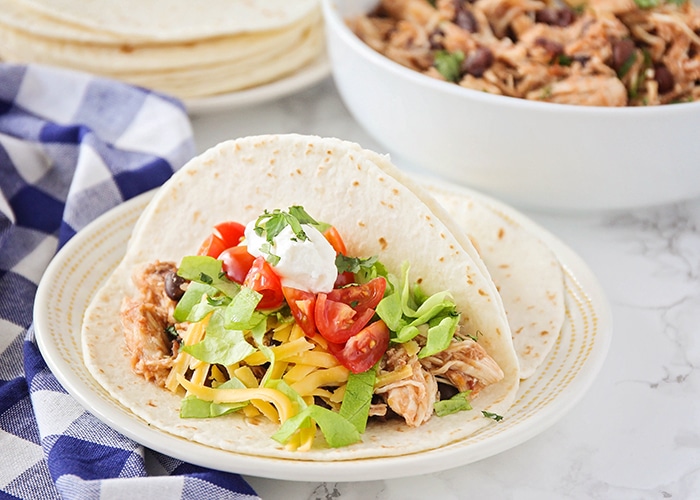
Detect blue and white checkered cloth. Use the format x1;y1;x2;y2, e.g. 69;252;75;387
0;63;259;500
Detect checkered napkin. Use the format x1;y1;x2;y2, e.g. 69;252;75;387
0;63;259;500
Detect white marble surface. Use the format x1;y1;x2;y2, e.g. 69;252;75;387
190;78;700;500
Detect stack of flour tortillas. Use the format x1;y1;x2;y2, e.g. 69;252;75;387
0;0;324;99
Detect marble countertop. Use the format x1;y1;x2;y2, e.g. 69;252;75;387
191;78;700;500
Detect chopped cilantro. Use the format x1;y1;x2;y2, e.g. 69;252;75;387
633;0;660;7
254;206;319;243
617;50;637;79
467;330;482;343
555;54;573;67
482;410;504;422
336;254;378;274
434;50;465;83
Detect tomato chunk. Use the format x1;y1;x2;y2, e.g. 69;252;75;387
323;226;347;255
213;221;245;248
328;320;390;374
197;233;228;258
197;221;246;258
315;292;375;343
334;271;355;288
243;256;284;310
282;287;317;337
219;246;255;284
327;277;386;314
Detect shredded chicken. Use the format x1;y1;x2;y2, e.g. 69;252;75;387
351;0;700;106
375;346;438;427
120;261;180;387
421;338;504;397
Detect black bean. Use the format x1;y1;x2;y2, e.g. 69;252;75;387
438;382;459;401
612;39;636;72
535;37;564;57
462;46;494;77
164;270;187;301
429;28;445;50
535;7;576;27
454;1;478;33
654;64;675;94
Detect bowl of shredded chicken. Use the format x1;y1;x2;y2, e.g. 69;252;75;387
322;0;700;210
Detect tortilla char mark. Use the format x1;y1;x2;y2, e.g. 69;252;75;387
120;261;182;387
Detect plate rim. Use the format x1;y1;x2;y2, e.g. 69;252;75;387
33;184;612;482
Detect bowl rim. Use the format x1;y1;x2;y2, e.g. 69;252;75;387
321;0;700;117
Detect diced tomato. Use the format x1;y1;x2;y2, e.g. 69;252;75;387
314;292;375;343
327;320;390;374
197;233;228;258
282;287;317;337
327;277;386;314
219;246;255;284
213;221;246;248
243;256;284;310
197;221;246;258
334;271;356;288
323;226;347;255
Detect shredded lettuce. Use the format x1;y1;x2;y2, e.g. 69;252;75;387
173;282;217;322
224;286;266;330
339;366;377;433
177;255;240;297
180;378;248;418
181;310;256;365
272;404;361;448
376;263;460;357
434;391;472;417
419;313;461;358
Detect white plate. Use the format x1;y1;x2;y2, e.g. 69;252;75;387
33;186;612;482
183;53;330;115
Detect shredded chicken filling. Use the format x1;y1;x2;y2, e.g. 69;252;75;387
120;262;505;429
351;0;700;106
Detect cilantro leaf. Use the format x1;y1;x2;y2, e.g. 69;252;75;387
633;0;660;7
482;410;504;422
434;50;465;83
254;206;321;244
335;254;378;274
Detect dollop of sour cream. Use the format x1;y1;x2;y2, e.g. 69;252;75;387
244;221;338;294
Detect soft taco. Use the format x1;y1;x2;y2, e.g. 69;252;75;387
81;134;520;459
425;184;566;379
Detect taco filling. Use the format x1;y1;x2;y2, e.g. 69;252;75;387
121;206;504;449
82;134;520;460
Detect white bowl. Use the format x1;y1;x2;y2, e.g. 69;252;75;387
322;0;700;211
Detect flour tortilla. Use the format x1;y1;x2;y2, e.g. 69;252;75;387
0;14;324;98
0;11;320;72
82;134;520;460
425;183;566;379
0;1;324;99
11;0;319;42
